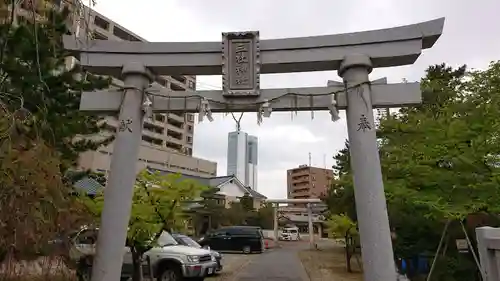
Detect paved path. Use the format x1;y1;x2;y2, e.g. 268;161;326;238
233;242;310;281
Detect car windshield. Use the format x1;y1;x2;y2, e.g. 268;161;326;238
157;231;179;247
178;236;201;248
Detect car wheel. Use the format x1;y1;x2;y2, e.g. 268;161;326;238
157;267;182;281
242;245;251;254
76;264;92;281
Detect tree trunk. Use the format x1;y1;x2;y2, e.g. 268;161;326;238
131;249;144;281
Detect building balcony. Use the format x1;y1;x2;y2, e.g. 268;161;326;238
142;129;164;140
168;124;185;135
167;116;184;131
144;118;166;131
168;113;185;122
165;140;183;152
291;170;309;177
292;176;310;184
167;129;184;142
291;190;311;198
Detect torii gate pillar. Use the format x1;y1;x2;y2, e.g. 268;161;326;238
90;63;153;281
339;54;396;280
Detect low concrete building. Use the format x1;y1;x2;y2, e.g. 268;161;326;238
79;143;217;178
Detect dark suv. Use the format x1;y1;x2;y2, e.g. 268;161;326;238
198;226;264;254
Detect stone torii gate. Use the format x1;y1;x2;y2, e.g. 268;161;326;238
64;18;444;281
266;198;323;250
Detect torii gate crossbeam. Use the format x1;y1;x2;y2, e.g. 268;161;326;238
64;17;445;281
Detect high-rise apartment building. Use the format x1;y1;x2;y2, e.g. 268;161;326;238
77;8;217;177
227;131;258;190
287;165;333;203
1;2;218;177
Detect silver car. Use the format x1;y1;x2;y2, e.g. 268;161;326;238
68;227;217;281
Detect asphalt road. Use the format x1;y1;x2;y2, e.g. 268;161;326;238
210;241;311;281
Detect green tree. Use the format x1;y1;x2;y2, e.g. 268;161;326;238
0;133;92;263
255;203;274;229
0;6;103;264
240;192;255;211
326;214;360;272
83;170;206;281
325;62;500;280
378;63;500;280
189;187;228;235
325;141;356;220
0;5;112;175
224;201;248;225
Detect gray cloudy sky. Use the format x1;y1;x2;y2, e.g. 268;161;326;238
93;0;500;199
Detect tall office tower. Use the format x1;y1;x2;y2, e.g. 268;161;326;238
246;135;258;191
227;131;258;190
227;131;248;185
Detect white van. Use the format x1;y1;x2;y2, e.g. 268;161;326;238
280;227;300;241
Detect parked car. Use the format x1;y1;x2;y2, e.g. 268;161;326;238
171;233;222;275
197;226;264;254
279;226;300;241
68;226;217;281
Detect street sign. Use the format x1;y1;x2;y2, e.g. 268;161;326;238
456;239;469;253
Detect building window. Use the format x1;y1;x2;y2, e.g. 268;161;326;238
187;125;193;133
113;26;140;41
167;129;183;140
167;116;183;129
170;83;185;91
143;122;164;135
186;136;193;144
154;114;165;123
156;77;168;87
92;32;108;40
142;135;163;146
188;80;196;90
93;15;109;30
171;75;187;84
166;141;182;151
187;114;194;122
